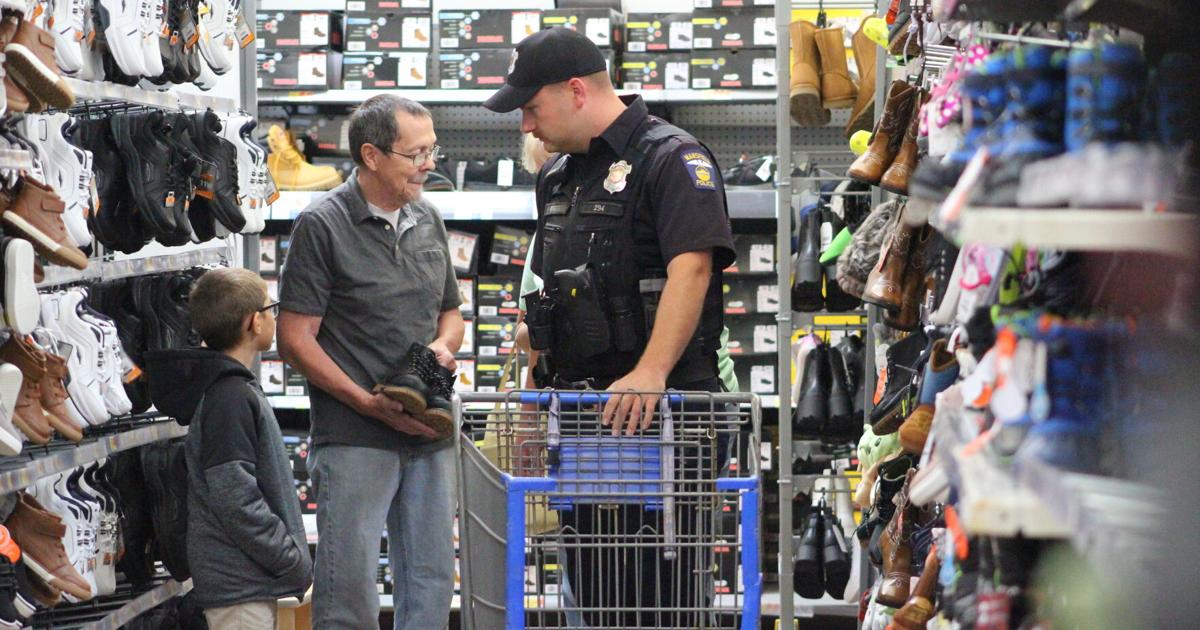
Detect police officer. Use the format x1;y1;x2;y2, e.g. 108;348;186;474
483;27;736;431
483;28;737;626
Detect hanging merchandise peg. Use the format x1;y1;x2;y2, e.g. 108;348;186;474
36;244;233;289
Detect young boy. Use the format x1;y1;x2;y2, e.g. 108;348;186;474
145;268;312;629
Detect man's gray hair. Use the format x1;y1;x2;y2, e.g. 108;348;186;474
349;94;432;166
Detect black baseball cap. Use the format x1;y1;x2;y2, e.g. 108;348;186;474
482;28;608;113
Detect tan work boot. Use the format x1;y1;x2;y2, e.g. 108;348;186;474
39;352;85;442
847;80;915;185
5;17;74;110
788;21;830;127
861;200;919;312
846;20;877;139
881;89;929;194
0;337;53;444
814;26;857;109
7;494;93;601
266;125;343;192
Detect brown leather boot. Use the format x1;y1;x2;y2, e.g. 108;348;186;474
883;223;932;331
861;202;918;311
846;20;877;139
4;18;74;110
814;26;857;109
7;494;93;600
789;20;830;126
0;337;53;444
877;469;917;608
0;17;32;114
881;89;930;194
847;81;916;185
892;545;940;629
39;352;84;442
1;177;88;270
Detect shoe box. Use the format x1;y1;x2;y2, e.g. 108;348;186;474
489;225;532;272
727;233;775;274
284;363;309;396
625;13;693;52
255;11;343;50
541;8;623;49
694;0;775;6
724;276;779;314
475;277;520;317
347;0;429;11
691;8;776;49
437;9;541;49
343;53;430;89
260;359;286;395
344;12;431;52
438;49;616;89
690;48;775;89
260;236;279;275
281;432;311;474
476;358;518;393
449;231;479;275
734;353;776;394
475;316;518;359
621;53;690;90
725;313;777;355
459;321;475;356
295;478;317;514
457;278;476;315
257;50;343;90
455;359;477;392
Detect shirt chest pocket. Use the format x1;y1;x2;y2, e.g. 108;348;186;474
399;249;447;301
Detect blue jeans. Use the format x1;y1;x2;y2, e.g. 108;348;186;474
307;442;455;630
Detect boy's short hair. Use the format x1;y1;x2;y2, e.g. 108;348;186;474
189;267;269;351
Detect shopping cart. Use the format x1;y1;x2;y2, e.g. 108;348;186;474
457;391;762;630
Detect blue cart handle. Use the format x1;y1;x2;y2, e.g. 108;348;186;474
517;391;688;406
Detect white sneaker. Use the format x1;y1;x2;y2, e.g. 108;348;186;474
2;238;39;335
99;0;150;77
139;0;166;78
80;464;117;596
54;291;112;426
220;113;262;212
35;299;106;427
22;114;92;249
196;0;233;74
53;473;97;602
31;476;90;602
76;0;105;81
50;0;85;75
78;300;132;416
194;54;218;90
0;363;23;456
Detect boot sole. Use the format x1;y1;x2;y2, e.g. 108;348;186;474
420;407;455;440
373;384;427;415
821;96;857;110
3;238;39;334
43;411;84;441
793;559;825;599
20;555;91;601
0;211;88;270
845;103;875;140
789;88;830;127
10;413;51;445
4;43;73;109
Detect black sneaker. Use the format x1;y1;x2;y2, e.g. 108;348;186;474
155;273;200;350
155;113;202;246
110;450;155;589
187;110;244;232
0;525;31;623
139;440;190;582
111;111;179;237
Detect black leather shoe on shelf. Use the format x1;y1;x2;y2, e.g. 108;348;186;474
792;510;825;599
869;330;929;434
156;113;202;245
157;273;200;349
795;343;831;436
836;334;865;418
821;508;850;599
112;111;178;236
188;110;245;232
826;347;856;436
111;450;155;589
792;209;824;312
140;440;190;582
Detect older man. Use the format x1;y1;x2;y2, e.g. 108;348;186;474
278;94;464;629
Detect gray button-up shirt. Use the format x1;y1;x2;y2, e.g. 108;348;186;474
279;170;461;450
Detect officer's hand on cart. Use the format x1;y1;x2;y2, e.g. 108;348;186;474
359;392;439;439
602;369;666;436
427;340;458;371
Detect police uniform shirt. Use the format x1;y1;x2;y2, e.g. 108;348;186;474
530;95;736;286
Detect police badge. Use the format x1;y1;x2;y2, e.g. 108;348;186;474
604;160;632;194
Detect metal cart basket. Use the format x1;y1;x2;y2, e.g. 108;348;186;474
456;391;762;630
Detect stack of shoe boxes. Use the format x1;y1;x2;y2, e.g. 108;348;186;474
258;235;308;397
724;234;778;395
343;0;432;89
256;10;344;90
688;1;777;89
622;12;693;89
449;229;479;393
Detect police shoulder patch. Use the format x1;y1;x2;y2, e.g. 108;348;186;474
678;147;717;191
